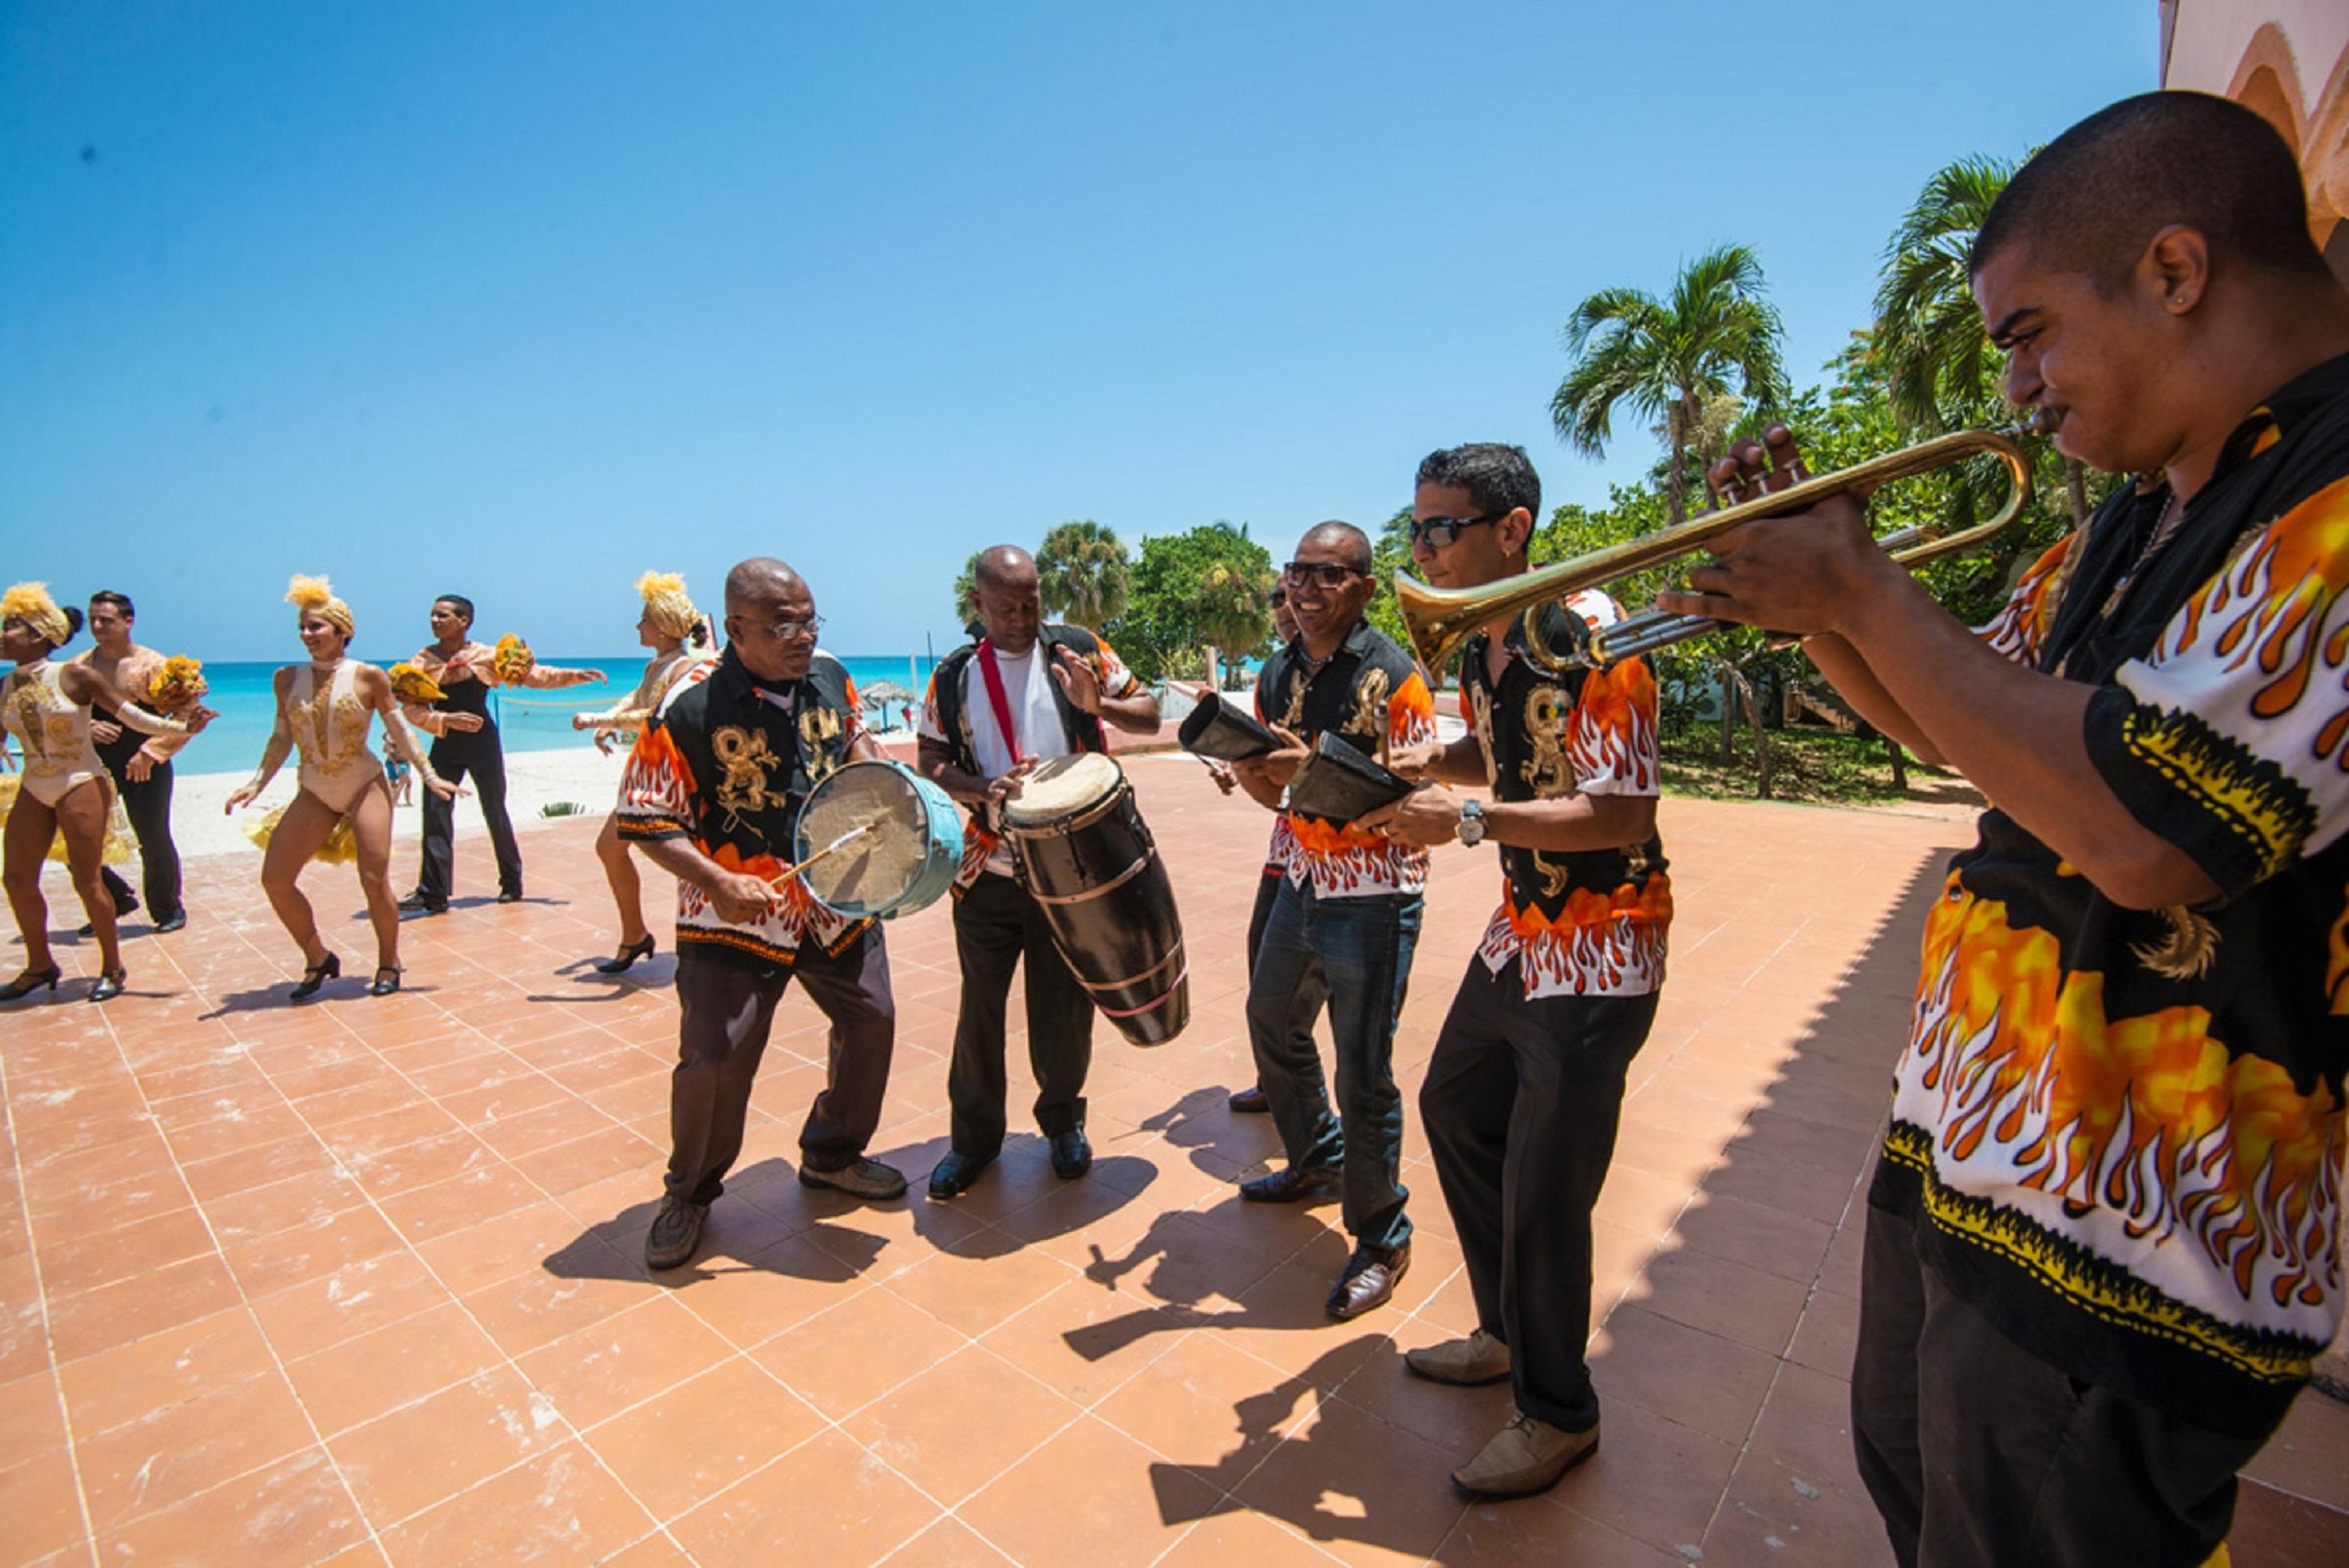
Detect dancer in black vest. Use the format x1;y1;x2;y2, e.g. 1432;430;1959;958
396;594;602;912
79;591;190;933
916;545;1160;1199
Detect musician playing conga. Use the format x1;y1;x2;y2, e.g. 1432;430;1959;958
617;558;906;1272
1230;522;1435;1321
915;545;1161;1199
1367;444;1669;1498
1652;93;2349;1564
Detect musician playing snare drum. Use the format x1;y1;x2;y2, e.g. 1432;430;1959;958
916;544;1161;1200
617;558;908;1273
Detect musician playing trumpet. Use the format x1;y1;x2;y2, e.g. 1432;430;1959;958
1650;92;2349;1566
616;557;907;1273
1366;445;1669;1499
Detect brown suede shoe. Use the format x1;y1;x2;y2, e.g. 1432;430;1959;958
1326;1240;1410;1319
1452;1412;1599;1498
1405;1327;1512;1386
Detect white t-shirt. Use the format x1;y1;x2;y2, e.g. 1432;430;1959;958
961;643;1074;779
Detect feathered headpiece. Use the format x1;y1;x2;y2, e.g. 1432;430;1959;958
285;574;355;637
635;570;702;641
2;582;72;649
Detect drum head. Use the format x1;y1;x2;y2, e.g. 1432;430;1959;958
795;763;930;914
1002;752;1122;827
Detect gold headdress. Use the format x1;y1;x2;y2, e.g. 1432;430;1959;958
2;582;72;648
635;571;702;641
285;574;355;637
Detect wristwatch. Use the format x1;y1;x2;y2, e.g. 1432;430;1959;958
1457;799;1486;847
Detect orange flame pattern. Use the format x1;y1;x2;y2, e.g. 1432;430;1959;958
1906;878;2344;1339
1480;876;1672;998
1279;669;1437;897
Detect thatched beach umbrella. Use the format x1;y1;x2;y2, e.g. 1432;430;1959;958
862;680;914;730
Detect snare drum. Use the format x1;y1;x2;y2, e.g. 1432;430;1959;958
999;753;1190;1046
792;760;963;918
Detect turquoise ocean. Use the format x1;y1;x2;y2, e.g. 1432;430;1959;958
173;654;941;772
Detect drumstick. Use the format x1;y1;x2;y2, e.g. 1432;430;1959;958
767;824;874;892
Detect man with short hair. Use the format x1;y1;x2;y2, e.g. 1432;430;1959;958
74;592;190;933
1659;91;2349;1562
916;545;1161;1199
1233;521;1435;1320
397;593;602;911
1227;583;1320;1117
618;558;906;1271
1370;443;1669;1497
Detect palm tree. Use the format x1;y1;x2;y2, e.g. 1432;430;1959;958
1875;153;2091;527
949;550;983;631
1552;243;1789;523
1037;520;1132;628
1194;560;1275;691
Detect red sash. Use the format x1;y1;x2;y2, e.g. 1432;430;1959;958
975;639;1022;763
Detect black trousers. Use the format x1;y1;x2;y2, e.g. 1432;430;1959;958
1420;957;1658;1432
1245;871;1324;1089
667;931;895;1204
1852;1204;2275;1567
95;757;182;920
946;870;1093;1157
416;729;522;901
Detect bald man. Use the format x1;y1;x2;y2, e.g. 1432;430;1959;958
1657;93;2349;1562
916;545;1161;1199
618;558;906;1272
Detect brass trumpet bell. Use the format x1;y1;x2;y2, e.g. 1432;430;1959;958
1395;425;2039;675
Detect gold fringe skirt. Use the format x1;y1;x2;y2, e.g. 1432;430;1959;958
0;774;134;865
244;803;360;866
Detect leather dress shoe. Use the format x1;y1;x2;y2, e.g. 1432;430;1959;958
398;893;448;916
1451;1412;1599;1498
1327;1240;1410;1320
927;1149;995;1200
1049;1128;1092;1179
1240;1163;1340;1204
799;1158;908;1200
80;892;134;936
497;889;525;904
1228;1085;1270;1114
1405;1327;1512;1386
644;1194;708;1270
153;912;188;934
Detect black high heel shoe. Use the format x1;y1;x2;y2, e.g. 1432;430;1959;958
595;935;655;975
369;965;403;998
0;966;61;1001
88;969;126;1003
290;953;341;1002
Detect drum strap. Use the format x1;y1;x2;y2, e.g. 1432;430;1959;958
975;639;1023;762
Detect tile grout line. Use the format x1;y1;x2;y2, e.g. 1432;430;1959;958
0;1003;107;1568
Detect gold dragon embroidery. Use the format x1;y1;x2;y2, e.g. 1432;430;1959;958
1345;667;1391;754
1468;680;1498;789
798;705;843;784
711;726;781;816
1519;681;1573;796
1278;669;1307;731
2132;904;2220;981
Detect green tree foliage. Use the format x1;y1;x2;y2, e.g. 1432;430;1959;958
1036;520;1132;628
1108;522;1277;684
1551;243;1791;524
1364;506;1415;656
949;549;983;630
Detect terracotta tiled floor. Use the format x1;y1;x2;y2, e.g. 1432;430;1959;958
3;761;2345;1566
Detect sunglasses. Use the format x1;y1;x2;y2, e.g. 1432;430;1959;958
1282;562;1364;588
1407;512;1502;550
1268;589;1288;608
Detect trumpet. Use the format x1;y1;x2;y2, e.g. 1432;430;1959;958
1395;423;2041;675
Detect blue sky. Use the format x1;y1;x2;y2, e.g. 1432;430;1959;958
2;1;2153;660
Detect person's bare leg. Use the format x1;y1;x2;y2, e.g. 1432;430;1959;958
260;792;341;967
2;795;60;975
596;812;648;949
347;782;400;972
53;782;122;974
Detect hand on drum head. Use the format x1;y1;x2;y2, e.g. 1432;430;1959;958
986;756;1039;807
709;869;782;926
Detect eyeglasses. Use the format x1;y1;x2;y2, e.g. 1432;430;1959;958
1268;589;1288;608
739;614;824;642
1407;513;1502;550
1282;562;1364;588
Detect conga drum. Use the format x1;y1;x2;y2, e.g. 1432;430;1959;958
999;753;1190;1046
792;760;964;918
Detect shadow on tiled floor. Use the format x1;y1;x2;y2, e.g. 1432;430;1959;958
2;761;2343;1566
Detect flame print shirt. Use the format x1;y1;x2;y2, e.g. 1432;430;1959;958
1460;590;1669;999
1880;352;2349;1437
1256;620;1437;898
615;648;868;965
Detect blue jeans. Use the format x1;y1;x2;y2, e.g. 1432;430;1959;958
1245;878;1422;1251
